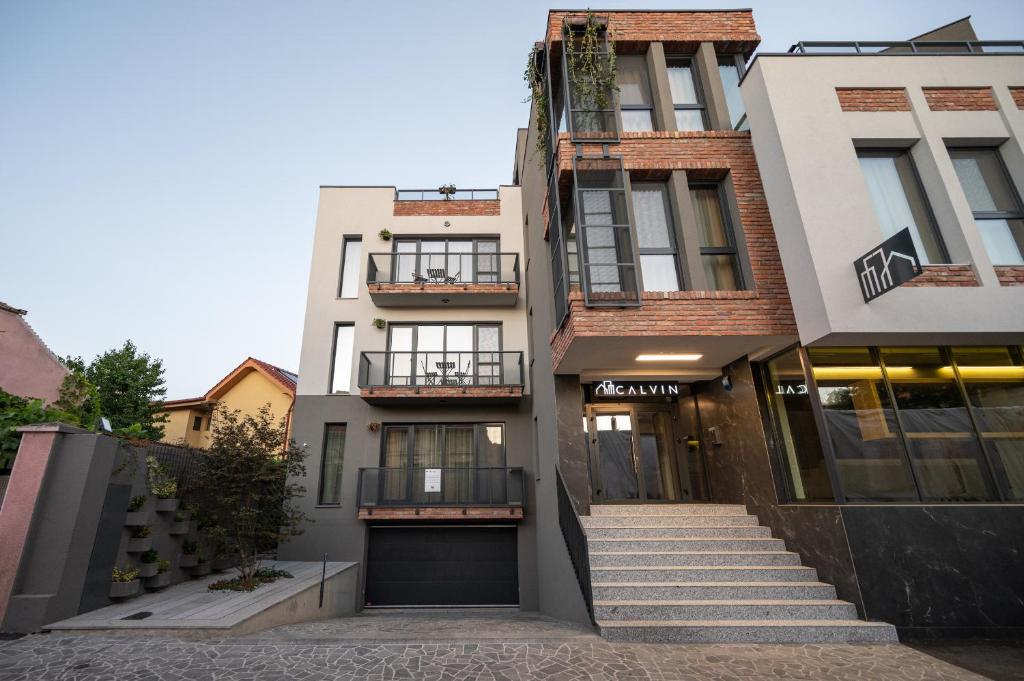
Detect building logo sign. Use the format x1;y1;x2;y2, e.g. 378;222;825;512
775;383;808;395
593;380;680;399
854;227;922;303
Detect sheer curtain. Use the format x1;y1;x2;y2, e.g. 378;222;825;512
319;425;346;504
859;156;932;264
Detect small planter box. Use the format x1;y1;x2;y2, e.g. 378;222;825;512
137;562;158;578
124;511;149;527
212;556;234;572
126;537;153;553
146;572;171;589
154;498;180;513
169;521;191;535
179;554;199;568
191;562;211;577
109;580;141;599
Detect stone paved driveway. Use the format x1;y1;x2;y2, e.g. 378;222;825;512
0;610;997;681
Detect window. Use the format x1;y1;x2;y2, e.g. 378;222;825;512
858;150;947;264
393;238;501;283
631;182;681;291
387;323;503;386
204;417;211;431
690;183;742;290
948;148;1024;265
717;55;748;131
330;324;355;393
617;55;654;132
338;237;362;298
318;424;346;505
666;57;705;131
192;416;202;431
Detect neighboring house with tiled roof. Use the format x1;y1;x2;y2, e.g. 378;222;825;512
0;301;68;404
155;357;297;449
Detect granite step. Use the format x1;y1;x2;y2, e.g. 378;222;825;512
596;619;899;644
591;504;748;516
581;514;759;528
593;599;859;621
590;565;819;582
591;581;838;601
587;537;786;552
588;551;803;567
585;526;771;539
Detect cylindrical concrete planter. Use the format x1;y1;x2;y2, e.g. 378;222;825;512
124;511;149;527
179;553;199;568
169;521;190;536
137;562;159;578
191;562;211;577
126;537;153;553
154;498;180;513
212;556;234;572
109;580;140;598
146;572;171;589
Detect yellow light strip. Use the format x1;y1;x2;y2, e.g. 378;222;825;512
635;354;703;362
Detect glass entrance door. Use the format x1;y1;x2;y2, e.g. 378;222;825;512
588;404;686;502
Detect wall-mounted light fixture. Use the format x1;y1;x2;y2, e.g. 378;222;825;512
636;353;703;362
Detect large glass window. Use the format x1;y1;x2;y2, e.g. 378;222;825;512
666;57;706;131
858;150;947;265
948;148;1024;265
617;55;654;132
393;238;501;283
717;55;748;131
318;424;346;505
330;324;355;393
631;182;681;291
690;183;743;290
338;237;362;298
387;323;502;386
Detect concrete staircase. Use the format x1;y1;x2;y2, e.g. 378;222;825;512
583;504;898;643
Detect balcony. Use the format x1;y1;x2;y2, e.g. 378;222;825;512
357;351;525;404
357;467;525;520
366;252;520;307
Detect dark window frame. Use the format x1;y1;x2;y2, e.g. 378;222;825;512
317;423;347;506
664;55;708;131
689;180;745;290
947;146;1024;264
385;322;504;386
616;54;656;132
378;422;507;470
716;54;748;131
391;237;502;284
328;322;356;394
338;236;363;298
192;416;203;431
631;179;683;291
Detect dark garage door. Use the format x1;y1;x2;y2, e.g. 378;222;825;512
365;526;518;606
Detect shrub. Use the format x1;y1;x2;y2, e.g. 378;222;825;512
140;549;158;563
112;566;139;583
157;558;171;574
182;540;198;555
208;568;292;592
146;455;178;498
131;525;151;539
128;495;147;512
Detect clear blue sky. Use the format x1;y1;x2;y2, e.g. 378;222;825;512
3;0;1022;399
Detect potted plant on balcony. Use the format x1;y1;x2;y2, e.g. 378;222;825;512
146;558;172;589
147;456;180;512
169;509;191;535
125;495;149;526
378;228;392;241
191;553;211;577
372;318;386;330
109;566;141;599
439;184;457;200
179;540;199;568
126;525;153;553
137;549;159;578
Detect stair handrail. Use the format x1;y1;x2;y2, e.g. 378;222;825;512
555;467;595;624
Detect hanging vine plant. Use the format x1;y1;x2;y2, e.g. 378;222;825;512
523;46;550;166
562;11;618;118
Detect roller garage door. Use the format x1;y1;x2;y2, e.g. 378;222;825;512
365;526;518;606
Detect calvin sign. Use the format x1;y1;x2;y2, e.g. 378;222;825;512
854;227;922;303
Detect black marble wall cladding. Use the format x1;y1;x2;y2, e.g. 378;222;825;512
554;375;592;514
843;504;1024;636
694;358;864;612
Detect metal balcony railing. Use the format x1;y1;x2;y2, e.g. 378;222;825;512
357;351;525;389
394;188;499;201
366;252;520;286
788;40;1024;55
357;467;526;508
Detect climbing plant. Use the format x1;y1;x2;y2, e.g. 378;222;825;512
523;46;550;166
562;11;618;121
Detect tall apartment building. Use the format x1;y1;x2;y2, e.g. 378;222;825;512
287;10;1024;642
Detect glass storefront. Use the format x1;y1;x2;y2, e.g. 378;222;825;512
762;345;1024;503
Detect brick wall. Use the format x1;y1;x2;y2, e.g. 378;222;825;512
549;132;797;370
836;88;911;112
1011;87;1024;110
902;265;980;287
546;10;759;53
995;266;1024;286
393;200;500;217
922;87;998;112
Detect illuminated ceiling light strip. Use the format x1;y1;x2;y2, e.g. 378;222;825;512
635;354;703;362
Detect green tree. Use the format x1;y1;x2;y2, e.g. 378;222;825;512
0;388;77;469
65;340;168;440
194;403;308;583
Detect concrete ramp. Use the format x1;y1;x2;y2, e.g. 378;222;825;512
43;561;357;638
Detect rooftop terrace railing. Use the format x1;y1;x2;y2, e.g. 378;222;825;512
788;40;1024;55
395;188;499;201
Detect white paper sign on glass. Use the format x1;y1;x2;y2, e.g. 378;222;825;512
424;468;442;493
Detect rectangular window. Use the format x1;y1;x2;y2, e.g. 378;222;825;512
617;55;654;132
666;57;706;131
330;324;355;393
948;148;1024;265
318;424;346;505
717;55;748;131
386;324;503;386
192;416;202;431
631;181;681;291
338;237;362;298
392;238;502;283
203;417;211;431
858;150;947;264
690;183;742;290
